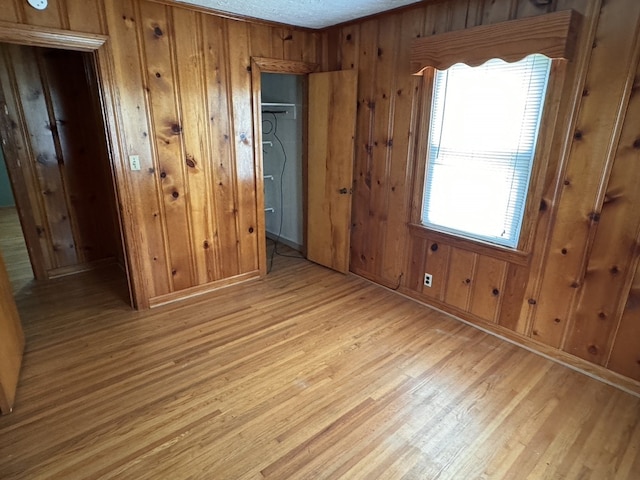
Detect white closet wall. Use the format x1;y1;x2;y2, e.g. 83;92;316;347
261;73;303;249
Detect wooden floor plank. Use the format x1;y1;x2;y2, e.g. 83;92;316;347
0;239;639;478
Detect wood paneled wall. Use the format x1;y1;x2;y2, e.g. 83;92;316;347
0;0;320;306
332;0;640;387
0;44;121;278
103;0;320;306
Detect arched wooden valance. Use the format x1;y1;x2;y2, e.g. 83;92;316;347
411;9;581;74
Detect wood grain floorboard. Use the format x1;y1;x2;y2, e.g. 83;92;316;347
0;248;639;479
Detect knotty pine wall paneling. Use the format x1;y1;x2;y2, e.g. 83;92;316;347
0;0;320;306
102;0;320;306
0;0;107;34
0;44;121;277
336;0;640;388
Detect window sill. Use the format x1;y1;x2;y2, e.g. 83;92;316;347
408;223;531;266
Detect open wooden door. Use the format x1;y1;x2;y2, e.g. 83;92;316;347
307;70;358;273
0;250;24;414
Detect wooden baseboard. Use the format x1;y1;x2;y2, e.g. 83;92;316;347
352;268;640;397
149;271;260;308
47;258;117;279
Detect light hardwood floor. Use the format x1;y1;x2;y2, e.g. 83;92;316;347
0;207;33;293
0;249;639;479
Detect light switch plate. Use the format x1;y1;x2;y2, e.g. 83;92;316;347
129;155;141;171
27;0;48;10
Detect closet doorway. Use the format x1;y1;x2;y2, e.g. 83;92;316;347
251;59;358;276
260;73;305;271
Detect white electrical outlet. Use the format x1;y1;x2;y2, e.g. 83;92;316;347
27;0;48;10
424;273;433;288
129;155;141;171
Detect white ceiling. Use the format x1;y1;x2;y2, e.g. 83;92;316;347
175;0;422;29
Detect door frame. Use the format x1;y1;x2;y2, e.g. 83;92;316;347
250;57;318;276
0;22;141;308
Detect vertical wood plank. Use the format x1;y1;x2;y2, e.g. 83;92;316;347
0;0;21;23
498;264;529;333
337;24;360;71
349;19;378;274
225;20;259;274
365;15;399;279
202;14;241;279
104;0;171;299
608;260;640;381
469;256;507;323
444;248;476;311
382;8;425;284
407;236;427;292
249;23;273;59
138;1;195;292
422;239;451;301
481;0;516;24
173;8;219;285
66;0;106;34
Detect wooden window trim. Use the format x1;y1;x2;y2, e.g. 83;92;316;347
409;11;576;262
0;20;107;51
410;9;581;73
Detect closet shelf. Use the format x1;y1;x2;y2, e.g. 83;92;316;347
261;102;297;120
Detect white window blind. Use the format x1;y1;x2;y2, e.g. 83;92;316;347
421;54;551;248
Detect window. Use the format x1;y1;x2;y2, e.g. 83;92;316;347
421;54;552;249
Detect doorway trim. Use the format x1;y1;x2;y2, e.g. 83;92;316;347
250;57;318;276
0;22;142;308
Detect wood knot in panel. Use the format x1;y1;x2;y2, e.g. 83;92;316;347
153;26;163;37
172;191;179;199
492;288;500;296
633;138;640;149
185;156;196;168
540;199;548;211
573;130;583;140
171;124;182;135
588;211;601;222
430;243;438;252
587;345;598;355
528;298;536;305
610;265;620;275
